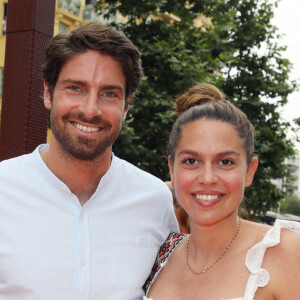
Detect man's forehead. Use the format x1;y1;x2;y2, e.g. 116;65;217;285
57;51;126;87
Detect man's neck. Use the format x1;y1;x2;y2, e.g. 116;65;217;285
40;142;112;206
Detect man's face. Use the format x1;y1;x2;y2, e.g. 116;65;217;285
44;50;130;160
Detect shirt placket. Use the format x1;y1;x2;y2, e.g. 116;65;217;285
76;207;90;299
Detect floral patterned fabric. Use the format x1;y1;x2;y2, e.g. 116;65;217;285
143;232;186;293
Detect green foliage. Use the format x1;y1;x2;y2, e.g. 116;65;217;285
95;0;298;215
281;196;300;216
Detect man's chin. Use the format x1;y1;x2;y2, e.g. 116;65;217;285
63;144;109;161
51;127;118;161
68;151;105;161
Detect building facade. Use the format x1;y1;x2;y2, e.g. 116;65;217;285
272;154;300;199
285;155;300;197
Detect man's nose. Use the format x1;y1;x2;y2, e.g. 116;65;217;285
79;92;102;119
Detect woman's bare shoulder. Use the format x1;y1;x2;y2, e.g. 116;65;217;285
241;219;271;242
267;221;300;256
263;222;300;298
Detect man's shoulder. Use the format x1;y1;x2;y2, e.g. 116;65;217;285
0;152;32;167
112;155;167;187
0;148;38;174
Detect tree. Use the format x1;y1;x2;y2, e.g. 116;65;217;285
281;196;300;217
95;0;297;215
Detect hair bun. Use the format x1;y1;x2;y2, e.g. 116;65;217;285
175;83;225;115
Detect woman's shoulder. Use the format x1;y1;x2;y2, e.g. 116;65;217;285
266;219;300;261
162;232;187;247
244;219;300;265
258;220;300;297
143;232;187;294
150;232;187;274
236;219;300;298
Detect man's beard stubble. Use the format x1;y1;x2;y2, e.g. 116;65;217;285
50;110;122;161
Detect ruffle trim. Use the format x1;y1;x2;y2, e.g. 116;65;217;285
245;219;300;288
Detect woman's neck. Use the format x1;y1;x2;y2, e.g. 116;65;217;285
187;214;241;266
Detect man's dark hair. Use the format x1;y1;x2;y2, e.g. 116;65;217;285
42;22;143;102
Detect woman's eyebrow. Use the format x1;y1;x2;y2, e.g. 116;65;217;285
177;150;241;157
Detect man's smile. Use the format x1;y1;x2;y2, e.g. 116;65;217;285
71;122;101;133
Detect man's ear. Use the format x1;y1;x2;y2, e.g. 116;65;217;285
245;157;258;187
44;81;52;110
122;109;128;121
123;93;134;120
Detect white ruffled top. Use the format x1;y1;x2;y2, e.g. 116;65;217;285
144;219;300;300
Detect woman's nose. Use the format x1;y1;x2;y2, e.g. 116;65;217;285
197;164;218;185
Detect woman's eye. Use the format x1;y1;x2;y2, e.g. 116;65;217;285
183;158;198;166
219;159;234;166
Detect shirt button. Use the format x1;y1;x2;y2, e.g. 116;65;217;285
61;186;67;192
79;215;84;221
80;259;86;265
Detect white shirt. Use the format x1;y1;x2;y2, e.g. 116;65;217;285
0;144;178;300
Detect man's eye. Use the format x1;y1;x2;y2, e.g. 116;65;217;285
68;86;81;92
219;159;234;166
183;158;198;166
103;91;117;98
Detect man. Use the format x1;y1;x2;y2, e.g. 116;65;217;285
0;23;178;300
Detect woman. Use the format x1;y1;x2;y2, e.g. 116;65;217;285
144;84;300;299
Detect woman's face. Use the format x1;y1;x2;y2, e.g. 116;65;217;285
169;119;258;226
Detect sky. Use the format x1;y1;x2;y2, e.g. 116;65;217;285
272;0;300;151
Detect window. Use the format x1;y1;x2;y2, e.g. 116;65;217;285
2;3;7;35
58;22;68;33
57;0;81;16
86;0;97;4
83;2;116;24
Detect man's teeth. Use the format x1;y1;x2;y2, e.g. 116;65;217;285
195;194;221;201
74;123;100;132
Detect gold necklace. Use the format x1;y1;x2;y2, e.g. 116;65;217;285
186;218;241;275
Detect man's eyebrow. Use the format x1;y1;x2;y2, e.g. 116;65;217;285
101;85;125;93
59;79;87;86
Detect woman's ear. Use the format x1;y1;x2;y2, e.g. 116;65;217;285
168;156;175;187
245;157;258;187
43;81;52;110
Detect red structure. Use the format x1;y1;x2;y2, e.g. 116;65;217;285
0;0;55;161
